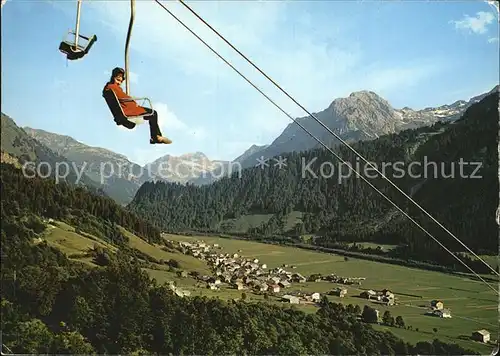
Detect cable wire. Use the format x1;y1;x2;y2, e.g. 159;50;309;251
174;0;499;277
153;0;499;294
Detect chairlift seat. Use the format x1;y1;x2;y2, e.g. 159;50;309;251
59;31;97;60
103;88;153;128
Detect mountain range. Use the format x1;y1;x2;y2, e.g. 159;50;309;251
2;85;496;205
233;85;499;170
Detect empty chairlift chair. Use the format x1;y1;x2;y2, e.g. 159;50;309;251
58;0;97;61
59;31;97;60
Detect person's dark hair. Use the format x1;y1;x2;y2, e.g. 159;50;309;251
103;67;126;95
108;67;125;83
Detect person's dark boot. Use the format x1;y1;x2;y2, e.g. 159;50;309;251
150;135;172;144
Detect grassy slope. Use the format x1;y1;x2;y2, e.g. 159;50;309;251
40;219;209;274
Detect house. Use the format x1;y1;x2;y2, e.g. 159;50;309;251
431;300;443;310
282;295;300;304
270;276;280;284
279;281;291;288
332;288;347;297
310;292;321;302
292;273;307;283
381;289;395;299
360;290;377;299
382;296;394;306
472;329;490;343
269;284;280;293
431;308;451;318
234;282;246;290
256;283;268;292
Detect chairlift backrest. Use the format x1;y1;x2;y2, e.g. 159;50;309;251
102;87;136;129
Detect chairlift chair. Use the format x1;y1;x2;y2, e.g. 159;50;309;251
102;88;154;128
59;30;97;60
59;0;96;61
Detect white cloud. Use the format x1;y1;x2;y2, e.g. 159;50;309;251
153;102;207;142
488;37;499;43
451;11;496;34
153;102;187;131
362;61;443;94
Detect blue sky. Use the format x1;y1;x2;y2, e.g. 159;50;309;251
2;0;498;165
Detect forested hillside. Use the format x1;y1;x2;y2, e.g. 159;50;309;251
0;163;478;355
1;162;160;243
1;113;103;195
128;91;498;272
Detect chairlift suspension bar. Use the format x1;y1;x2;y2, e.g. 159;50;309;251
74;0;82;50
152;0;499;294
125;0;135;95
173;0;499;278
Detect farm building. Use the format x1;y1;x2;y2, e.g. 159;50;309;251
233;282;245;290
282;295;300;304
268;284;280;293
279;281;291;288
256;283;268;292
331;288;347;297
360;290;377;299
431;300;444;310
380;289;395;300
472;330;490;343
292;273;307;283
382;296;394;306
305;292;321;302
428;308;451;318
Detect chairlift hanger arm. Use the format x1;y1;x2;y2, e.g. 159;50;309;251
125;0;135;95
74;0;82;48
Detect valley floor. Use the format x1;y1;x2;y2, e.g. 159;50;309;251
42;222;498;355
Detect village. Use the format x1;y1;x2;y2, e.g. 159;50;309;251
167;239;396;306
163;239;494;346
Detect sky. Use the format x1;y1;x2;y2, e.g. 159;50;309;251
1;0;499;166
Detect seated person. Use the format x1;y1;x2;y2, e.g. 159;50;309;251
103;67;172;144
